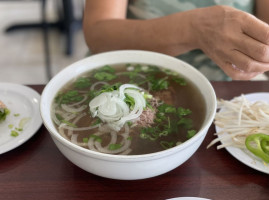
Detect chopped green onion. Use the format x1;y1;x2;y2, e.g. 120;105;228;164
55;90;84;104
124;93;135;109
61;120;77;128
150;76;169;91
11;130;19;137
187;130;197;139
83;137;89;143
90;118;101;126
8;124;14;129
108;143;122;150
177;107;192;116
158;104;176;113
18;117;30;129
160;141;174;149
0;108;10;122
172;76;186;86
15;127;23;132
74;77;91;89
94;72;117;81
56;113;64;121
90;135;102;143
177;118;193;129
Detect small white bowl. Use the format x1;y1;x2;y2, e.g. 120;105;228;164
40;50;216;180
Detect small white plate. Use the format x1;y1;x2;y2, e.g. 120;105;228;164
216;92;269;174
0;83;42;154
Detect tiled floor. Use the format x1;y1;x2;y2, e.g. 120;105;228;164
0;1;267;84
0;0;88;84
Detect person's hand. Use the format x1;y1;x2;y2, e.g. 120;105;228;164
194;5;269;80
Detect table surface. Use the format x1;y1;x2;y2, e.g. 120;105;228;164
1;81;269;200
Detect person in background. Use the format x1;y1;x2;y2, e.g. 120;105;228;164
83;0;269;81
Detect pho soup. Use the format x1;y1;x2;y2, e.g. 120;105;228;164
52;64;206;155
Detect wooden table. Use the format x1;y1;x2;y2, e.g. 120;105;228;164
1;82;269;200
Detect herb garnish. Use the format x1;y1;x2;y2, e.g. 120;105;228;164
90;135;102;143
140;102;196;149
93;65;117;81
108;143;122;150
11;130;19;137
74;77;91;89
55;90;84;104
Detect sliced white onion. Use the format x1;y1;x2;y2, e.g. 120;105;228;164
63;113;77;122
118;84;141;100
89;92;110;109
89;84;146;132
67;113;87;136
60;123;100;131
71;134;78;144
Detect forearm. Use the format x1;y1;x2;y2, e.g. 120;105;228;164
83;10;198;56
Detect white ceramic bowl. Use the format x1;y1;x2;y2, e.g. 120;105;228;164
40;50;216;180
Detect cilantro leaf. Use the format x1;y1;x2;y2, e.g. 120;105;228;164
55;90;84;104
187;129;197;139
160;141;175;149
172;76;186;86
94;72;117;81
74;77;91;89
177;118;193;129
124;93;135;109
150;76;169;91
157;104;176;113
177;107;192;116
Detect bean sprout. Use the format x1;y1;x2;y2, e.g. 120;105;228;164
207;95;269;149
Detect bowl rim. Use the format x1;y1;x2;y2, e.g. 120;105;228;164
40;50;216;162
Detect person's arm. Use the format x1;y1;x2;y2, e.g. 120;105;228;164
83;0;269;80
83;0;197;56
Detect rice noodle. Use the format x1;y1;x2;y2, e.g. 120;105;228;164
59;126;69;140
62;113;77;122
51;103;61;125
61;104;87;114
95;138;131;154
51;105;77;126
88;132;103;151
67;113;87;136
56;84;148;155
86;127;132;155
208;95;269;149
60;123;100;131
71;134;78;144
68;94;88;107
90;81;109;91
51;111;61;126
